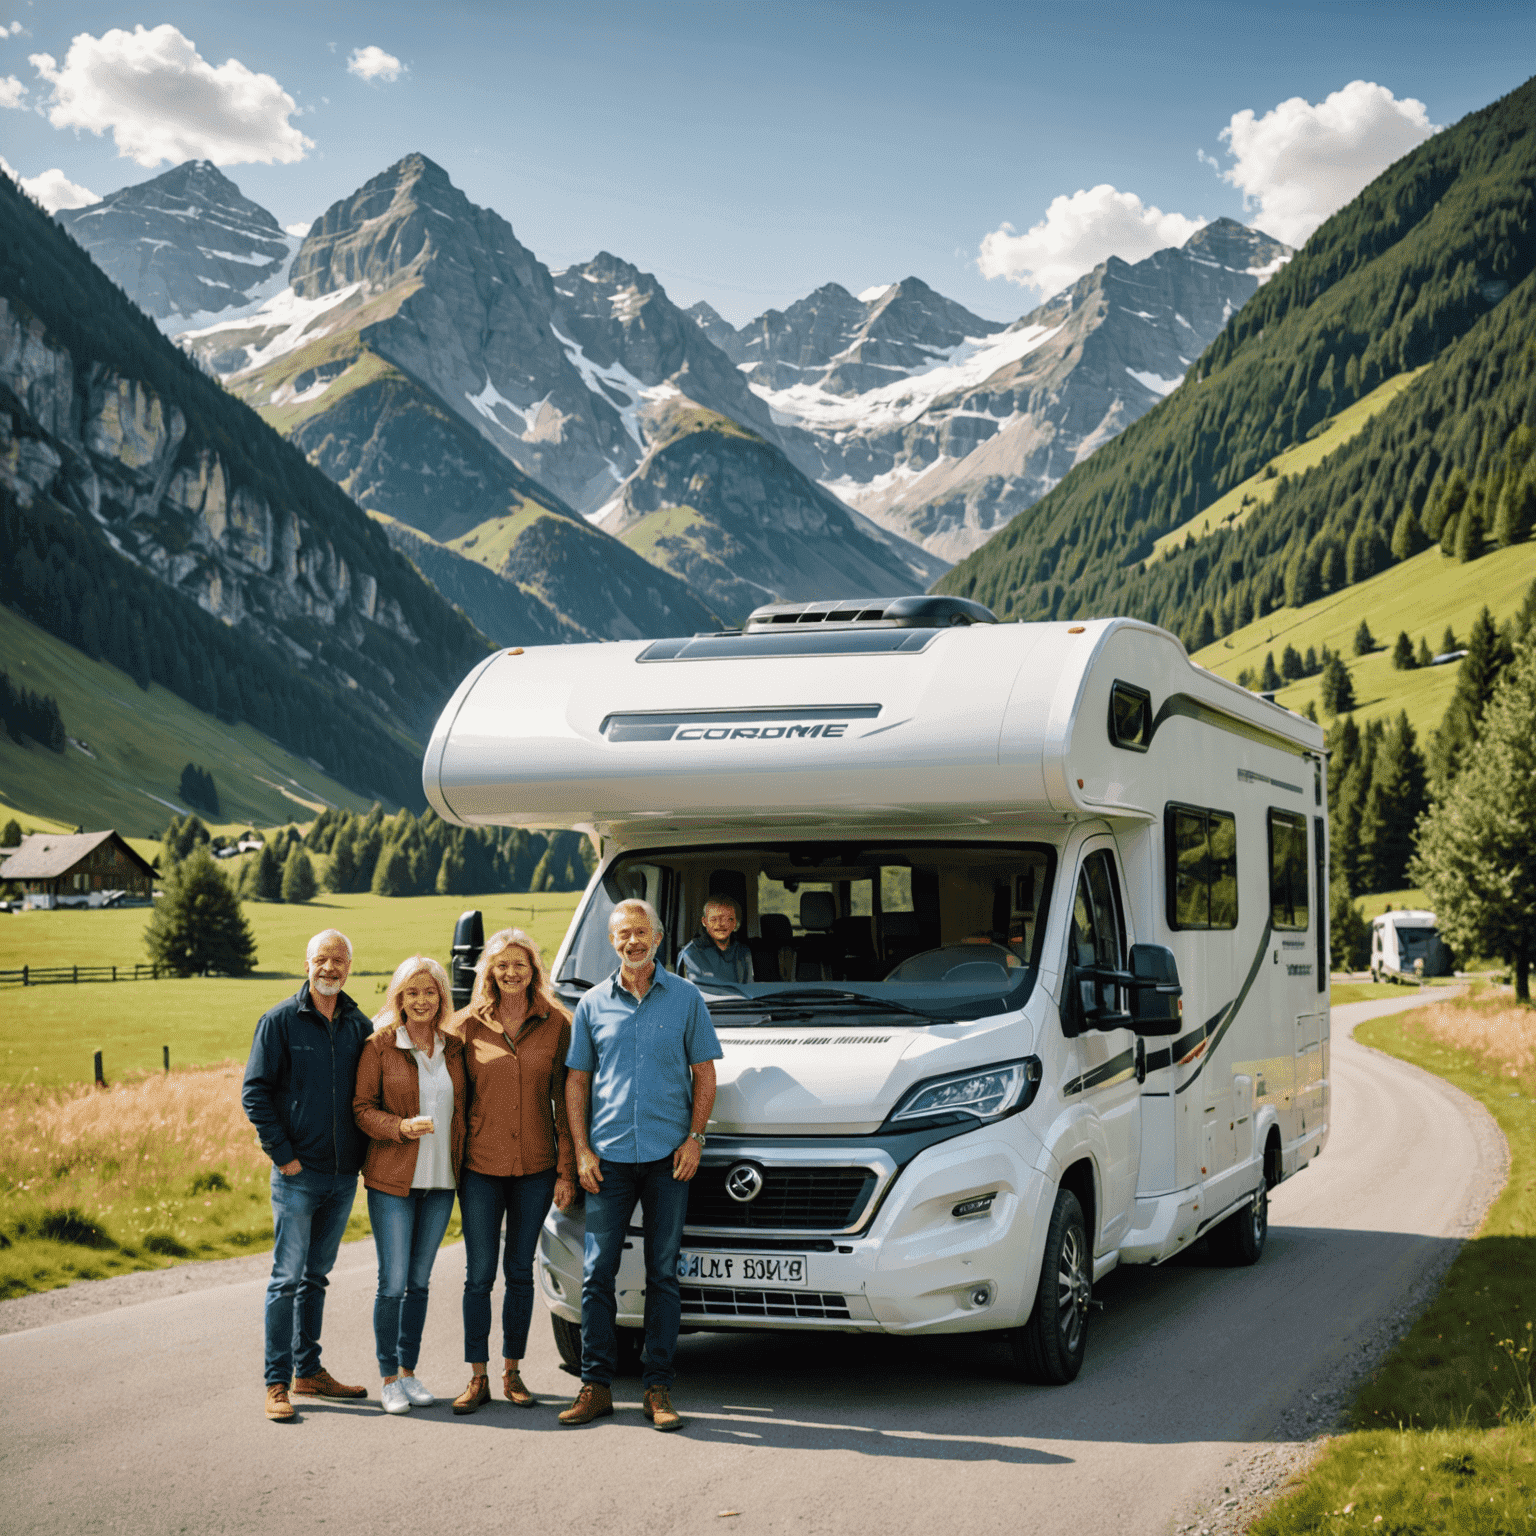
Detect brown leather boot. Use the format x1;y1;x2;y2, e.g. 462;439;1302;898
291;1368;367;1399
642;1385;685;1432
558;1382;614;1425
452;1373;490;1415
502;1366;534;1407
265;1383;295;1421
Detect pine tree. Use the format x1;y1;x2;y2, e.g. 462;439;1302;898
435;843;468;896
1413;640;1536;1000
1390;507;1427;560
1441;625;1458;654
1304;645;1319;675
1391;631;1416;669
326;824;357;893
1260;652;1282;691
1281;644;1305;680
144;847;256;977
1416;636;1433;667
1320;655;1356;715
1353;619;1376;656
1358;713;1429;891
1492;467;1536;547
281;845;317;903
0;818;20;847
1193;606;1216;650
1329;874;1369;971
1430;606;1512;785
372;841;412;896
244;841;283;902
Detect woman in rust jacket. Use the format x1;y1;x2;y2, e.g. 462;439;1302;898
353;955;466;1416
445;926;576;1414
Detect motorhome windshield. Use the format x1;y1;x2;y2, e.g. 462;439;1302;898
1395;926;1438;960
557;841;1055;1021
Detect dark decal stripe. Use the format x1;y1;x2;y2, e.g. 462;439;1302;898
1063;1046;1138;1098
1143;1002;1230;1074
1148;693;1311;759
1173;919;1275;1096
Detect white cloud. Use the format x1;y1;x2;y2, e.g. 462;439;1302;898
285;220;312;238
0;154;99;211
1;22;27;38
0;72;22;107
1217;81;1438;248
29;24;312;168
346;45;403;83
978;184;1205;297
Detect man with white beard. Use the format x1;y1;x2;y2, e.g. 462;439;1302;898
242;929;373;1421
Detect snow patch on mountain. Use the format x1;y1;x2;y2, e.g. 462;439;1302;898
551;323;682;452
1125;367;1183;396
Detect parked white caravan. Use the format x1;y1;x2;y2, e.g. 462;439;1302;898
1370;909;1452;982
426;596;1331;1383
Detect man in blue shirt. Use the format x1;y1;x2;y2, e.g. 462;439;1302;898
242;929;373;1422
677;895;755;986
560;898;721;1433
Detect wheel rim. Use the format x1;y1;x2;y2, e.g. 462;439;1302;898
1250;1186;1267;1244
1055;1224;1090;1354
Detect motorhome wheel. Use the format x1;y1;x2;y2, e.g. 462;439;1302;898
1003;1188;1090;1385
1208;1183;1268;1266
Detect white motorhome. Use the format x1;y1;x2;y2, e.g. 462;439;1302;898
426;596;1331;1383
1370;909;1452;982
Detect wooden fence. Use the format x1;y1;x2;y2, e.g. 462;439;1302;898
0;963;164;987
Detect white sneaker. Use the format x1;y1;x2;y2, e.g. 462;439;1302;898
398;1375;435;1407
380;1379;411;1415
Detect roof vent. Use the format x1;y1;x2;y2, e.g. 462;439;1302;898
743;595;998;633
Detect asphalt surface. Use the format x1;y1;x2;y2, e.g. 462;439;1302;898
0;993;1506;1536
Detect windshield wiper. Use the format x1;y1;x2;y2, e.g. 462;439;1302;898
557;977;597;992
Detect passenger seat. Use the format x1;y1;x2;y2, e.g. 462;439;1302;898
752;913;795;983
795;892;840;980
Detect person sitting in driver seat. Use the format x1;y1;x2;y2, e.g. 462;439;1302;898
678;897;755;985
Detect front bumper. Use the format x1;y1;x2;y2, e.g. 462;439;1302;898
537;1125;1054;1336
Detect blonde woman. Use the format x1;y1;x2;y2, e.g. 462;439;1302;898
353;955;466;1416
445;928;576;1414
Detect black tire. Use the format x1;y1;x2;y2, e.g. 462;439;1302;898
551;1313;582;1370
1207;1182;1268;1266
1003;1188;1091;1385
550;1313;646;1374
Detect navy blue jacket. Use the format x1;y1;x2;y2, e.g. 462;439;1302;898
242;982;372;1173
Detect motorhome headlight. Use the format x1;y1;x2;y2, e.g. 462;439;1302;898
887;1056;1042;1127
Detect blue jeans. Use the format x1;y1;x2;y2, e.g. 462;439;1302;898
460;1166;557;1362
366;1187;456;1377
264;1168;358;1386
580;1157;690;1390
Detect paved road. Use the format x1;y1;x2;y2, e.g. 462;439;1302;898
0;994;1505;1536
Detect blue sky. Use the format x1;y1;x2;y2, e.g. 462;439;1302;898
3;1;1533;323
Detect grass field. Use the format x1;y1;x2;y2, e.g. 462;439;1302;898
0;604;379;835
1253;992;1536;1534
0;890;584;1089
1191;543;1536;739
1149;369;1431;564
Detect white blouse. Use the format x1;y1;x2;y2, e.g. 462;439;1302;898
396;1026;455;1191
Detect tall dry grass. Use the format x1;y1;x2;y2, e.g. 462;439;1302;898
0;1064;282;1295
1415;996;1536;1079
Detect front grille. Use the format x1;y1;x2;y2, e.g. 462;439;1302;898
681;1286;852;1320
685;1166;876;1230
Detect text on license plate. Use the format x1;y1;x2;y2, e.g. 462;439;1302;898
677;1251;808;1287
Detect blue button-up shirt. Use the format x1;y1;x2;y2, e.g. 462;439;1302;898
567;964;722;1163
677;936;755;986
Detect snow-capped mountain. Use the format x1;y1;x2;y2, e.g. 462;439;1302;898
698;219;1291;560
55;160;299;335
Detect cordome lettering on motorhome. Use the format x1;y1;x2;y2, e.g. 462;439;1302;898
427;596;1331;1385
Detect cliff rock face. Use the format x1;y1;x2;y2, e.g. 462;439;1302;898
0;295;433;715
698;220;1291;560
56;161;297;333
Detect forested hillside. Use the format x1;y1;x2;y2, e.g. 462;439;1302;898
0;170;491;807
938;75;1536;640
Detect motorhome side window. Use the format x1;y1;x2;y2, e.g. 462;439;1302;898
555;840;1055;1014
1108;681;1152;751
1267;809;1309;931
1165;804;1238;930
1068;850;1127;1033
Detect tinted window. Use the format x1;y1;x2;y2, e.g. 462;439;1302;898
1268;810;1309;931
1069;850;1127;1029
1108;681;1152;751
1166;804;1238;930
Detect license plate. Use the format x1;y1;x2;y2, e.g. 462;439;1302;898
677;1250;809;1287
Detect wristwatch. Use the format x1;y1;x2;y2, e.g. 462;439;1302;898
689;1131;707;1148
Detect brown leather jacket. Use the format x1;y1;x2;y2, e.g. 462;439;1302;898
352;1028;467;1197
446;1006;576;1182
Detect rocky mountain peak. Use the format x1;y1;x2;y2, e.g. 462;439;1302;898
1182;217;1291;272
55;159;294;331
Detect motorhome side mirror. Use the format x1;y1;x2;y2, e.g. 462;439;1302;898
450;908;485;1011
1128;943;1182;1036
